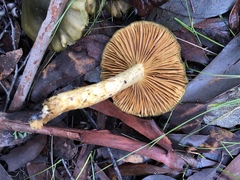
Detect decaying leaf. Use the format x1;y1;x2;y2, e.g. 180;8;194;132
26;162;51;180
108;164;176;178
30;34;109;103
163;103;206;133
229;0;240;33
217;153;240;180
161;0;235;19
147;0;235;32
182;33;240;103
53;137;78;160
0;49;22;80
194;17;232;47
131;0;169;16
1;135;47;172
0;164;12;180
204;84;240;128
105;0;131;18
199;127;240;153
174;29;210;64
187;168;218;180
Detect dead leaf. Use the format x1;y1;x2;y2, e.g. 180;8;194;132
0;164;12;180
143;174;176;180
30;34;109;103
53;137;78;160
161;0;235;19
229;0;240;33
91;100;173;151
199;127;240;153
187;168;218;180
108;164;176;178
0;49;22;80
163;103;206;133
147;8;203;31
194;17;232;47
1;20;21;52
204;84;240;128
73;144;94;179
182;33;240;103
168;134;208;151
174;29;210;64
148;0;235;32
217;153;240;180
1;135;47;172
26;162;51;180
131;0;169;16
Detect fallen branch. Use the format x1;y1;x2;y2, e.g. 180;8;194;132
9;0;68;111
0;111;190;170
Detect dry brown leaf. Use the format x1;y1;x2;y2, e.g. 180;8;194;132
217;153;240;180
30;34;109;102
1;135;47;172
0;49;22;80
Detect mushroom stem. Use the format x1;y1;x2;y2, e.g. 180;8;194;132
30;63;144;129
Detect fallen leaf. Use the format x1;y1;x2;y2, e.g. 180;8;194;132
168;134;208;151
53;137;78;160
199;127;240;154
143;174;175;180
187;168;218;180
26;162;51;180
229;0;240;33
194;17;232;47
91;100;173;151
30;34;109;102
147;8;203;31
1;135;47;172
161;0;235;19
131;0;169;16
0;164;12;180
0;49;22;80
217;153;240;180
73;144;94;179
147;0;235;32
1;20;21;52
182;33;240;103
108;164;176;178
174;29;210;64
203;84;240;128
163;103;206;133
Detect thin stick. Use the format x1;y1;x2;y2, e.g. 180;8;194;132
0;112;188;170
9;0;68;111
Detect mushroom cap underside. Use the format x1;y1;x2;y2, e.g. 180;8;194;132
101;21;188;117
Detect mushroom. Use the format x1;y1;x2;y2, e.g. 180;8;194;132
21;0;96;52
105;0;131;18
30;21;188;129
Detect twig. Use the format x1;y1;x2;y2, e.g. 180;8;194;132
3;64;18;111
9;0;68;111
0;111;189;170
2;0;16;50
62;159;74;180
82;109;123;180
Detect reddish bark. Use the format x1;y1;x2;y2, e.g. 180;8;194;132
0;112;190;170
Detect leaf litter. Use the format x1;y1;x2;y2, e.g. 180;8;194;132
0;0;240;179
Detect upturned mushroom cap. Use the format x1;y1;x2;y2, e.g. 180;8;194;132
21;0;94;52
101;21;188;117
